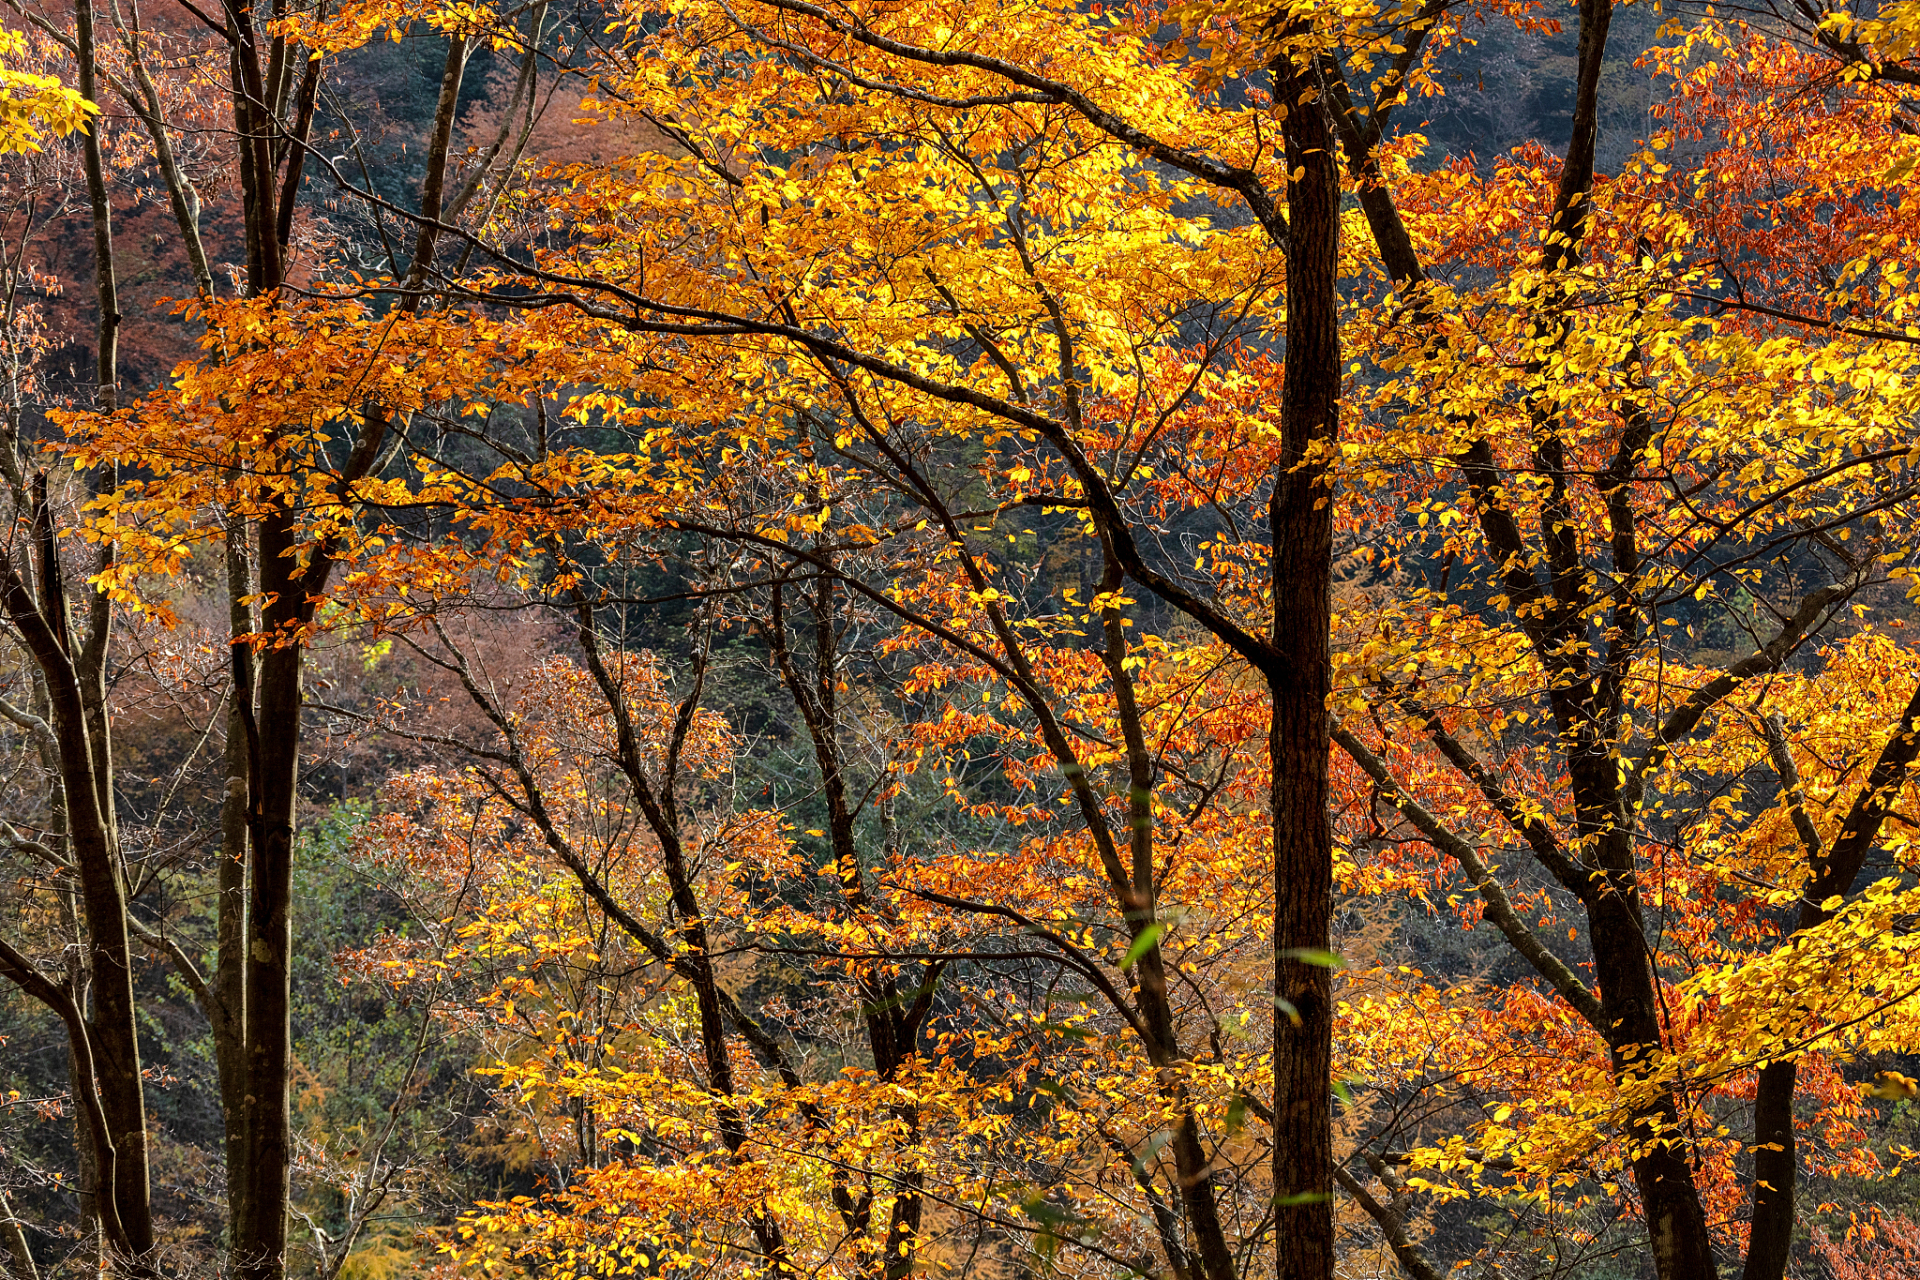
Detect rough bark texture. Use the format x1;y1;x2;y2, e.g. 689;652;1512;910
69;0;152;1260
235;526;302;1280
227;0;286;1259
218;531;253;1261
223;26;454;1276
1270;57;1339;1280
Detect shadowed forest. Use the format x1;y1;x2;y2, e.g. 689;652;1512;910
1;0;1919;1278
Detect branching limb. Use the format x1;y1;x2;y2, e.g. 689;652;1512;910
1332;1162;1443;1280
0;937;130;1260
1625;580;1852;809
1331;720;1606;1031
1760;713;1824;861
1394;693;1593;904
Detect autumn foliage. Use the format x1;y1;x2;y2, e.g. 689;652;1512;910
5;0;1920;1279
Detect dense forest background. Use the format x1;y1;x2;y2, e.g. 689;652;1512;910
2;0;1919;1278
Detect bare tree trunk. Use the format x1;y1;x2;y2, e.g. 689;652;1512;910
0;1185;37;1280
1744;1059;1796;1280
67;1021;100;1269
1269;55;1339;1280
226;0;293;1241
218;528;254;1261
237;564;299;1280
68;0;153;1260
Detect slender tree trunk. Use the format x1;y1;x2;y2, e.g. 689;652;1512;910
67;1021;100;1268
70;0;152;1260
1269;59;1339;1280
1744;680;1920;1280
229;0;281;297
0;1185;36;1280
74;0;118;419
235;512;302;1280
0;590;153;1266
218;528;254;1261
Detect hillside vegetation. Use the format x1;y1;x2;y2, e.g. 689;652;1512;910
3;1;1920;1279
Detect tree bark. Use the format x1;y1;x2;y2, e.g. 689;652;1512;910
1269;56;1339;1280
227;5;287;1260
222;30;465;1278
69;0;151;1259
1743;1058;1796;1280
1582;850;1718;1280
235;514;302;1280
1744;680;1920;1280
0;547;152;1266
218;527;254;1263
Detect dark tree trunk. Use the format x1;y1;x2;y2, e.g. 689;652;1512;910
227;0;285;1263
235;513;303;1280
1743;680;1920;1280
1581;857;1717;1280
1269;57;1340;1280
1744;1059;1796;1280
69;0;152;1260
220;27;454;1277
217;530;253;1260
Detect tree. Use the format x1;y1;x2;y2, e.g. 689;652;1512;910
1320;6;1920;1278
0;0;555;1272
9;0;1920;1276
358;588;1286;1280
378;0;1920;1275
366;0;1350;1270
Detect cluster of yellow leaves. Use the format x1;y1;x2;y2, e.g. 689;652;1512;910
0;29;93;154
46;0;1920;1262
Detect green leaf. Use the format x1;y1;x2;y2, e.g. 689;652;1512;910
1278;947;1347;970
1030;1019;1094;1041
1121;922;1165;969
1130;1129;1171;1178
1030;1077;1073;1104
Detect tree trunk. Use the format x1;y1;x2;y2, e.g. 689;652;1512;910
70;0;152;1260
1269;59;1339;1280
234;513;302;1280
1744;680;1920;1280
218;528;254;1262
1743;1059;1796;1280
1582;875;1717;1280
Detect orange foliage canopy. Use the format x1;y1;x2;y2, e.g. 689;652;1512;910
33;0;1920;1277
